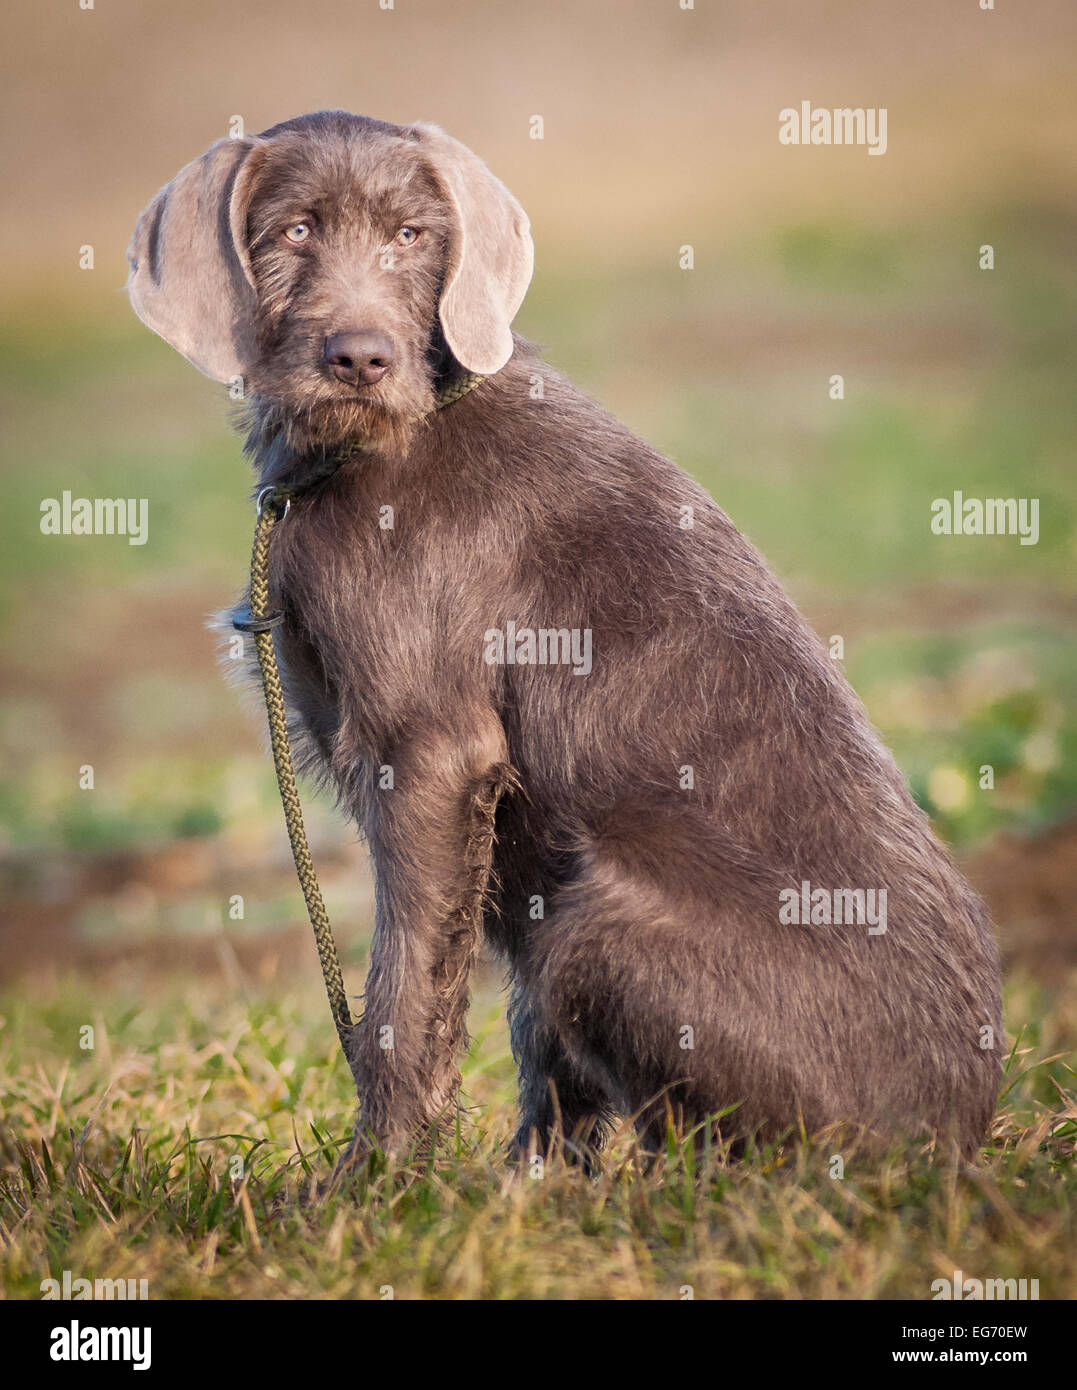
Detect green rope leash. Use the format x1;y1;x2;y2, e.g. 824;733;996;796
234;371;486;1063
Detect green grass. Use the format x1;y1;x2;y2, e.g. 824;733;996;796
848;623;1077;844
1;971;1074;1300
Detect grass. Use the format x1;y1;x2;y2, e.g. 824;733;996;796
0;969;1074;1300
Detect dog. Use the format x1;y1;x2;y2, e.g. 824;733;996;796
127;111;1003;1165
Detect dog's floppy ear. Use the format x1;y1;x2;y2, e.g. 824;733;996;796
126;137;263;384
410;123;534;376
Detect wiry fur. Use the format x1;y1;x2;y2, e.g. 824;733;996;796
141;111;1003;1167
242;113;455;461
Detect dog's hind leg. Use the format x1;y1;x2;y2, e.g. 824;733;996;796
508;978;614;1171
518;831;776;1155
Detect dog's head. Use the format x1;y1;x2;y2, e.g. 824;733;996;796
126;111;533;450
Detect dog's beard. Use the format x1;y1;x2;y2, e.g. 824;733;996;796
278;390;424;458
247;343;436;459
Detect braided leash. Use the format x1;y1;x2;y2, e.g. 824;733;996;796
234;371;486;1062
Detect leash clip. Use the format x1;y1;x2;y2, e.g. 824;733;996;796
257;485;292;521
232;604;285;634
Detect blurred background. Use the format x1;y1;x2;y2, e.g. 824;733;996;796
2;1;1075;1035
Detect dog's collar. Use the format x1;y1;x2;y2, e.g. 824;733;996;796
260;369;487;506
430;368;488;411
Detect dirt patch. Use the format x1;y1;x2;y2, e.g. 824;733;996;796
3;822;1075;993
962;820;1077;986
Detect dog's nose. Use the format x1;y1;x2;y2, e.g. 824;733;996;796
324;331;394;387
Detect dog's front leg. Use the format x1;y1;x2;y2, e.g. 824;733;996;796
342;711;512;1160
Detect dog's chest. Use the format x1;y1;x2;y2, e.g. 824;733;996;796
257;486;490;758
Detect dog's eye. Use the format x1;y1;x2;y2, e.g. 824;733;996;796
395;226;420;246
283;222;311;244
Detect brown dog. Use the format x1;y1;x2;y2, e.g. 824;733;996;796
127;111;1002;1165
